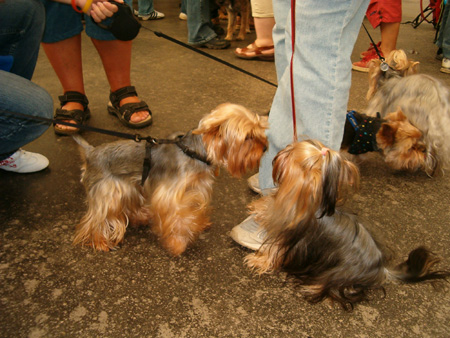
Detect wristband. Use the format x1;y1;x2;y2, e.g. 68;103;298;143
82;0;94;13
71;0;83;13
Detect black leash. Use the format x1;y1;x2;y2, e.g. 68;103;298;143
2;110;211;185
4;110;147;142
361;23;390;72
142;27;278;88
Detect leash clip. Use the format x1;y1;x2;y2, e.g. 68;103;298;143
380;60;389;72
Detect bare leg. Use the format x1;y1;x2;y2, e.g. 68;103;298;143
42;35;85;133
235;17;275;57
91;38;149;123
379;22;400;57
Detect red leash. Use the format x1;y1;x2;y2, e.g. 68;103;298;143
290;0;298;142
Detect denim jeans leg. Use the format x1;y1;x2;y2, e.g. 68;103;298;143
0;0;45;80
259;0;370;190
0;71;53;159
138;0;154;15
436;4;450;58
186;0;216;44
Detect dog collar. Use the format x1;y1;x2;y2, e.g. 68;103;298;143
346;111;381;155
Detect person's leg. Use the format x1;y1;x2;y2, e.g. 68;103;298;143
137;0;153;15
235;0;275;59
259;0;370;190
253;17;275;47
90;39;150;123
84;16;152;126
436;3;450;73
40;1;88;133
0;0;45;80
235;17;275;58
0;70;53;158
186;0;216;44
379;22;400;56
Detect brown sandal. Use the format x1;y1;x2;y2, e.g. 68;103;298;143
54;91;90;135
107;86;152;129
234;43;274;61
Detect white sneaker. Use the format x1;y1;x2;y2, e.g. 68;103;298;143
230;215;267;251
441;57;450;74
0;149;49;173
247;173;277;195
138;10;165;21
179;12;187;21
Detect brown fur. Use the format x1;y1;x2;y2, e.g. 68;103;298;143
73;103;268;256
216;0;251;41
245;140;449;310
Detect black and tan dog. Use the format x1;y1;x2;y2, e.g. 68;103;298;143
216;0;251;41
73;103;268;256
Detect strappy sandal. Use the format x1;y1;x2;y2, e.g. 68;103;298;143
54;91;90;135
234;43;274;61
107;86;153;128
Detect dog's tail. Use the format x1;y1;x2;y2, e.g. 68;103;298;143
72;135;94;152
387;247;450;284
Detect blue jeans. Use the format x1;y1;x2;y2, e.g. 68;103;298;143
0;0;53;160
186;0;216;44
259;0;370;190
436;4;450;58
137;0;155;16
0;0;45;80
0;71;53;159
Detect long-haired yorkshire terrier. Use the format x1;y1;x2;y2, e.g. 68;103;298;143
341;109;427;172
364;49;450;175
245;140;449;310
73;103;268;256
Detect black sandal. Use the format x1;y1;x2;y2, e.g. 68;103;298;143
54;91;90;135
107;86;152;128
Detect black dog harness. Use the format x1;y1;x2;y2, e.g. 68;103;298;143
141;134;211;186
346;111;383;155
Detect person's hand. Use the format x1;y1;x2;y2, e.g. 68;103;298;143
89;1;122;22
74;0;123;22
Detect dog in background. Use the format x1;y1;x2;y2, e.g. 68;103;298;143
216;0;251;41
341;109;428;172
364;49;450;175
73;103;268;256
245;140;449;310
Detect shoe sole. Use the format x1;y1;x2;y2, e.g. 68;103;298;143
352;64;370;73
234;51;274;61
440;67;450;74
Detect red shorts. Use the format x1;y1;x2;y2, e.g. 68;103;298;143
366;0;402;28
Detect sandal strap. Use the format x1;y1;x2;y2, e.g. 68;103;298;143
109;86;138;107
241;43;274;55
119;101;150;121
58;91;89;109
54;107;90;124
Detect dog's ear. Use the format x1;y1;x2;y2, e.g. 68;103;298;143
320;153;359;216
377;123;397;147
408;61;420;75
385;109;407;122
272;143;323;226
